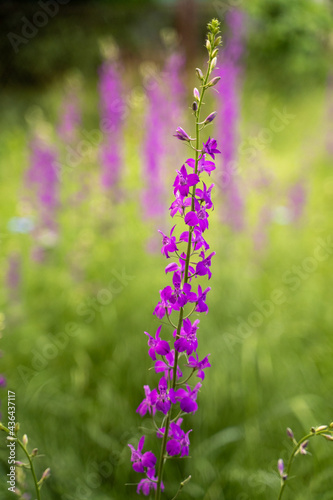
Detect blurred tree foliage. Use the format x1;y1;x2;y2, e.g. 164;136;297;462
244;0;333;90
0;0;332;90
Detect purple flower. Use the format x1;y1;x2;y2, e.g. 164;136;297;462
187;353;211;380
174;318;199;356
184;211;199;227
169;193;192;217
196;252;215;279
196;183;214;210
158;225;178;258
186;156;216;176
128;436;157;473
145;326;170;360
142;77;167;220
173;164;200;197
202;137;221;159
137;386;158;417
174;383;202;413
196;285;211;313
137;467;163;496
167;420;192;457
155;376;176;415
99;60;124;191
155;350;183;381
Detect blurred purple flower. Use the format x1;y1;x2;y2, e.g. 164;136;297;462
98;60;124;191
216;9;246;231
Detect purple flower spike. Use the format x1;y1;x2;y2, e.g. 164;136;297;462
130;19;221;494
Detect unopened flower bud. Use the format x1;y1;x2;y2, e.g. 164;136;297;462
277;458;287;480
31;448;38;457
206;39;211;52
206;76;221;88
22;434;28;447
204;111;217;125
196;68;204;81
315;425;328;432
15;423;20;433
173;127;193;142
322;433;333;441
41;468;51;481
211;48;218;58
192;101;198;112
214;35;222;46
330;422;333;428
286;427;294;440
210;57;217;70
299;440;309;455
193;87;200;101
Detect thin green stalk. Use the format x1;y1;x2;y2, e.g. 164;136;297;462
0;424;41;500
278;428;333;500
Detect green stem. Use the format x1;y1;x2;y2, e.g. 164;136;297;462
277;429;333;500
154;57;211;500
0;425;41;500
17;439;41;500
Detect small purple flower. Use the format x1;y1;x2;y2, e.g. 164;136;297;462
137;467;163;496
187;353;211;380
155;350;183;381
174;383;202;413
156;376;176;415
145;326;170;361
186;156;216;176
196;285;211;313
169;193;192;217
173;164;200;197
174;318;200;356
137;386;158;417
196;183;214;210
167;420;192;457
202;137;221;159
196;252;215;280
128;436;157;473
158;225;178;258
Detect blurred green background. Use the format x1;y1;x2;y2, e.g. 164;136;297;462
1;0;333;499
